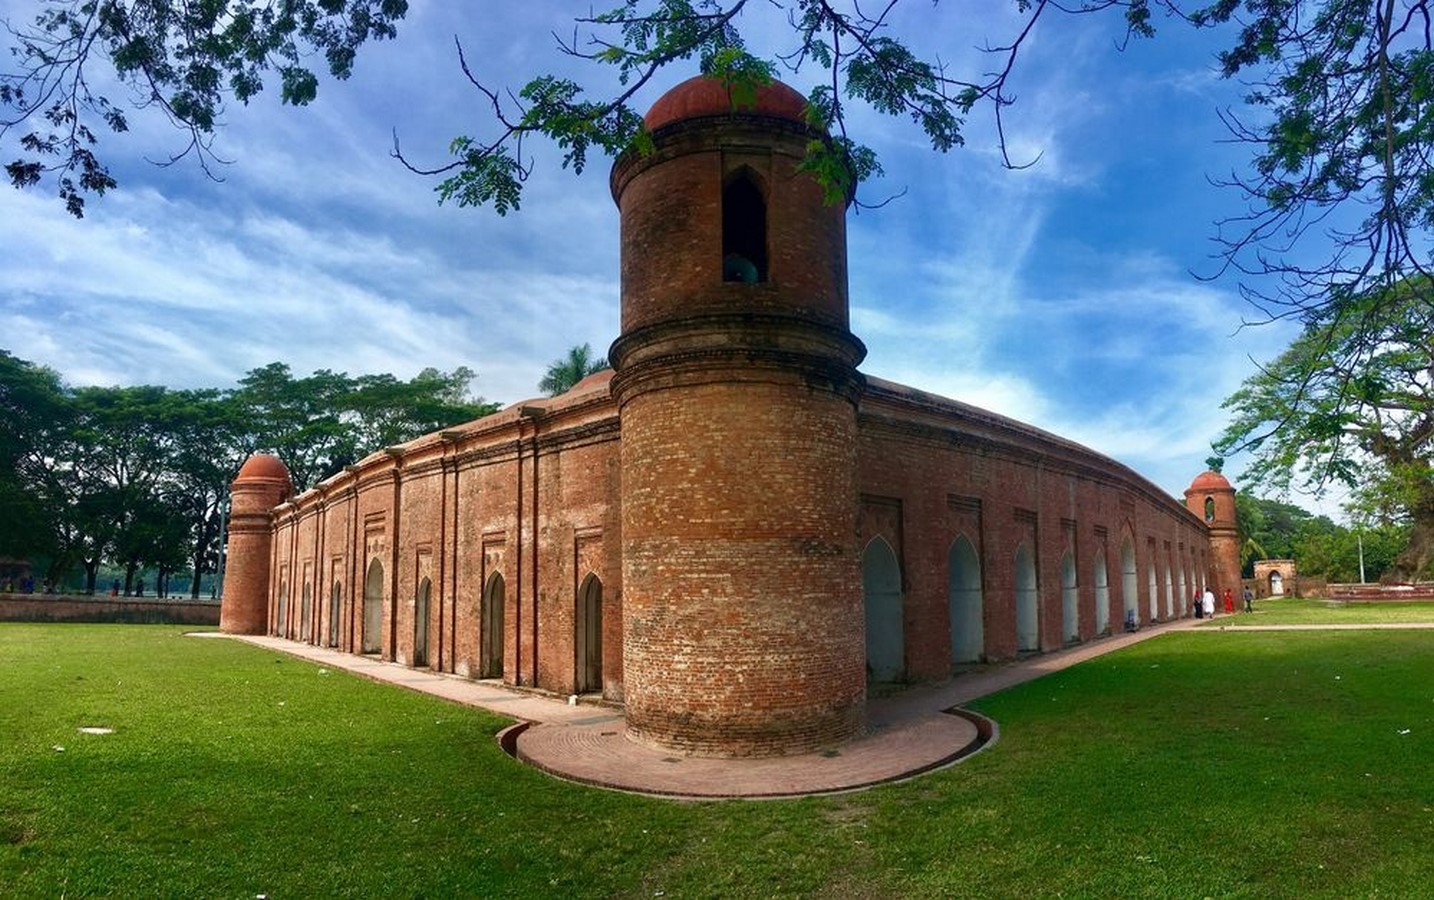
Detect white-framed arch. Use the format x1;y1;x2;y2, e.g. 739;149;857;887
1015;543;1039;652
863;536;904;681
1061;551;1079;644
947;535;983;664
361;558;384;654
1093;549;1111;635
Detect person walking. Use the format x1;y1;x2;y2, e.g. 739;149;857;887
1202;588;1216;619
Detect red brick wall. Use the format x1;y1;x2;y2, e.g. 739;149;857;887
858;379;1211;677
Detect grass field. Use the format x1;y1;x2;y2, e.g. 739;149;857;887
1202;595;1434;626
2;623;1432;897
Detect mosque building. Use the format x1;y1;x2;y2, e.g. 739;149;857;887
221;75;1240;758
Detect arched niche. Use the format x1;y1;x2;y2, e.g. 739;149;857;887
1120;538;1138;625
863;537;904;682
480;572;505;679
413;577;432;668
1094;550;1111;635
947;536;983;664
1061;551;1079;644
1015;544;1039;652
328;581;342;648
362;559;384;655
575;573;603;694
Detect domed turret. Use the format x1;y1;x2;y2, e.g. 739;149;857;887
1185;470;1241;598
609;76;868;757
220;454;293;634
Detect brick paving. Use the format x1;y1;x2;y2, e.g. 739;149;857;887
200;614;1297;799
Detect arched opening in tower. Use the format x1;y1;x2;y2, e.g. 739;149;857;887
722;171;768;283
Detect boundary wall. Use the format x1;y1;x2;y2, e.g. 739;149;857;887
0;595;220;625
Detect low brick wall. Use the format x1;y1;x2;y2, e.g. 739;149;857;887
0;594;221;625
1326;583;1434;602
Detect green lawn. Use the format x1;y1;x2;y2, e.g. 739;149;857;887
2;624;1431;897
1203;595;1434;626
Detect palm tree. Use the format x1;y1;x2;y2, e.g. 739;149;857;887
538;343;608;397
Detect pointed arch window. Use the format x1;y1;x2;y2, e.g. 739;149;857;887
722;170;768;283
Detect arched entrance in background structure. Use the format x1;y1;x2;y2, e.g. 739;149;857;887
300;582;312;643
863;538;904;681
1016;544;1039;652
413;577;431;668
329;581;342;647
1270;571;1284;595
1094;551;1111;634
276;580;288;638
1121;539;1138;626
947;536;983;664
362;559;384;654
480;573;505;679
1061;552;1079;644
575;574;603;693
1177;566;1188;617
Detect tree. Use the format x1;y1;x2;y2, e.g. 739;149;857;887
0;0;409;216
538;344;609;397
0;350;72;573
1216;279;1434;580
346;367;498;451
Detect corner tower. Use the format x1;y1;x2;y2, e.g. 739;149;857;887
609;76;868;756
220;453;292;635
1185;470;1241;597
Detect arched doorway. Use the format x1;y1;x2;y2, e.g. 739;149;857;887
1094;551;1111;634
480;572;505;679
1120;539;1138;626
1163;560;1174;619
947;536;983;664
1147;556;1159;621
575;574;603;693
1061;552;1079;644
329;581;342;647
481;573;504;679
1270;571;1285;595
863;538;904;681
300;582;312;644
362;559;384;654
276;580;288;638
413;577;431;668
1015;544;1039;652
1177;565;1188;617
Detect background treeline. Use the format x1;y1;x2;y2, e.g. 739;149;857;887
1237;494;1409;584
0;352;497;596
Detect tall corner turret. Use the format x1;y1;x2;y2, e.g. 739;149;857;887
1185;470;1241;598
219;453;293;635
609;74;868;756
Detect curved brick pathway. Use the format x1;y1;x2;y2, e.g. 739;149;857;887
206;613;1433;799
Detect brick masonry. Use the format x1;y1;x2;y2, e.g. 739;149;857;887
225;76;1236;759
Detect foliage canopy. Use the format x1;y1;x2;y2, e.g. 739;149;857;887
0;353;496;593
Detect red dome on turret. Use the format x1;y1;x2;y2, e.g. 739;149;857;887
235;453;292;484
644;74;809;131
1188;470;1233;493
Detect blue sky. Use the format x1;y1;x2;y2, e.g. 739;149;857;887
0;3;1316;507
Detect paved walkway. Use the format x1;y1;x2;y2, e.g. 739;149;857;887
202;614;1225;799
